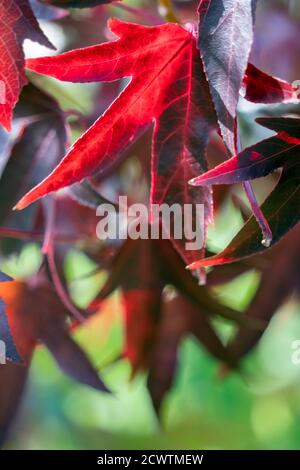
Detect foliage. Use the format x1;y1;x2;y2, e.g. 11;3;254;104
0;0;299;449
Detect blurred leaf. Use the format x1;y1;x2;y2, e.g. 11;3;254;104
0;278;109;391
42;0;115;7
228;225;300;361
0;363;29;447
30;0;68;19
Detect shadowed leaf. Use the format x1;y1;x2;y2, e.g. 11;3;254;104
0;0;54;131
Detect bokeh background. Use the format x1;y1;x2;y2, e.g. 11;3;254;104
2;0;300;450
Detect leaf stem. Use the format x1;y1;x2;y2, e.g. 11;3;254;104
42;197;85;323
0;227;86;243
242;181;272;247
237;130;272;247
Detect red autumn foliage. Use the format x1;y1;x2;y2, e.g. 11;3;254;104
0;0;299;443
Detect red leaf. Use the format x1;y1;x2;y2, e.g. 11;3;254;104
17;19;218;264
0;0;53;131
190;118;300;187
187;162;300;269
242;63;300;104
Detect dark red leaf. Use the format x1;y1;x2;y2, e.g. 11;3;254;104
0;83;68;255
0;0;53;131
147;291;235;413
242;63;300;104
147;293;189;414
188;162;300;269
0;363;29;446
190;118;300;186
0;84;68;222
227;226;300;361
255;116;300;139
0;279;109;392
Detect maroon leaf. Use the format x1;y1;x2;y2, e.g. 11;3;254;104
188;162;300;269
227;226;300;361
242;63;300;104
0;363;29;446
0;0;54;131
0;279;109;392
147;294;189;414
0;83;68;223
147;291;235;413
190;118;300;187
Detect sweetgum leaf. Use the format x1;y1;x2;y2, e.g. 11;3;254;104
0;0;54;131
255;117;300;138
17;19;299;264
147;290;236;414
188;162;300;269
187;117;300;268
198;0;257;154
147;294;189;414
19;19;219;265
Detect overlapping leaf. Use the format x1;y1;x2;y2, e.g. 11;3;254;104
16;18;299;266
226;225;300;363
147;291;234;413
16;18;219;265
0;363;29;446
0;278;109;391
95;237;242;410
0;0;54;131
190;118;300;187
198;0;257;154
242;64;300;104
188;118;300;268
0;83;68;255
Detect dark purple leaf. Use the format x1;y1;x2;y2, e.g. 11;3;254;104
198;0;257;154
